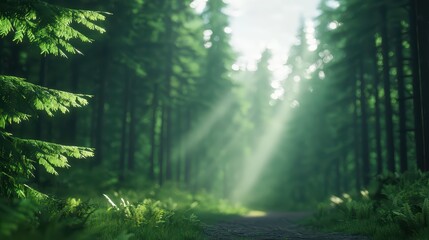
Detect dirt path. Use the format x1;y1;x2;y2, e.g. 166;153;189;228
202;212;370;240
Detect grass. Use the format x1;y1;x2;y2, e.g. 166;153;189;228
0;181;248;240
309;171;429;240
310;210;406;240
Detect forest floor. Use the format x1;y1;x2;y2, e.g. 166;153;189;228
202;212;370;240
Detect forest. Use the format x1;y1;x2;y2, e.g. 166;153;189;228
1;0;429;239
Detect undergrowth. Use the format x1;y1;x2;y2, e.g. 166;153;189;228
0;194;201;239
0;182;246;240
311;171;429;240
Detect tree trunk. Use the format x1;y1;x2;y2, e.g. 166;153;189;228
372;39;383;175
334;158;341;195
158;104;166;186
323;165;330;198
417;0;429;171
341;154;348;192
127;76;137;171
94;45;108;166
67;59;79;145
175;107;182;184
164;0;174;181
149;84;159;180
410;0;429;171
166;105;172;181
185;108;192;188
359;58;370;186
353;92;361;192
396;25;408;173
119;74;131;183
380;6;396;172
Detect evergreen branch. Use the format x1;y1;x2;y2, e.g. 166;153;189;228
0;0;107;57
1;131;94;177
0;75;91;128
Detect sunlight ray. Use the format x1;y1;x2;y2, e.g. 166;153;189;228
231;99;292;201
170;94;235;166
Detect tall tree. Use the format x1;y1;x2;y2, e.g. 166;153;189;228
380;5;396;172
410;0;429;171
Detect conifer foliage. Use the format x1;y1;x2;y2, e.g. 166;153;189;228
0;0;106;56
0;0;105;198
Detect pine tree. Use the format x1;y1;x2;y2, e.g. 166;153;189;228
0;0;106;198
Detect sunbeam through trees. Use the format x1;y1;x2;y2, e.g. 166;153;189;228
1;0;429;239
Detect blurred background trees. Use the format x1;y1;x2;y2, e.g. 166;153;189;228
260;0;429;209
1;0;429;212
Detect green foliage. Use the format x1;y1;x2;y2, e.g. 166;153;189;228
88;193;204;240
0;75;93;198
0;198;38;238
36;197;95;237
0;185;233;240
0;196;97;240
0;0;106;57
0;0;104;199
36;169;247;239
103;194;184;226
0;131;93;197
312;171;429;240
0;75;90;128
